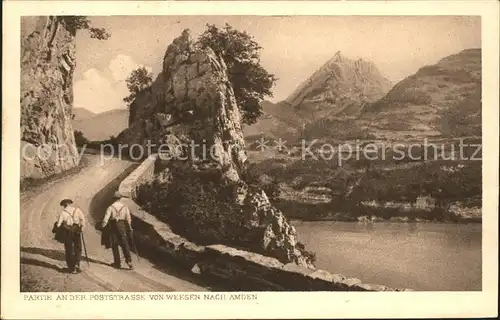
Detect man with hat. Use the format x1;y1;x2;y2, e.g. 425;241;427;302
101;191;134;270
56;199;86;273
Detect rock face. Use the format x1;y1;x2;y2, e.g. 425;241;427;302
21;16;79;181
121;29;247;181
124;30;314;268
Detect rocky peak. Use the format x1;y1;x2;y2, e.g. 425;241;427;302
162;29;194;75
331;50;343;62
122;29;314;268
122;29;248;181
166;29;247;181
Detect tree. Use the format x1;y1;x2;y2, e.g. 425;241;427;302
74;130;89;147
60;16;110;40
198;24;278;125
123;67;153;106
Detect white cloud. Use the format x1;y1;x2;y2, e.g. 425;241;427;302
74;54;152;113
108;54;152;82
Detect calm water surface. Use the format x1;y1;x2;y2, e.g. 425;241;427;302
293;221;482;291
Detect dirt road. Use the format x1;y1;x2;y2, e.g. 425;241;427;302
20;154;207;292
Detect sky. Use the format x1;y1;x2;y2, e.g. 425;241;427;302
73;15;481;113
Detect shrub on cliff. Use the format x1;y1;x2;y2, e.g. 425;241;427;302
136;161;316;267
296;241;317;264
137;162;251;244
241;164;282;202
198;24;278;125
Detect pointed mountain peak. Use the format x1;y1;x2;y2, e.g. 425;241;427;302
332;50;343;61
285;51;392;108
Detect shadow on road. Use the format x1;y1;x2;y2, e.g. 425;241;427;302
83;160;235;291
88;163;139;226
21;246;110;268
134;241;237;291
20;256;64;272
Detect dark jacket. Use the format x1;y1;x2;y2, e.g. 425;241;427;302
51;222;66;244
100;224;113;249
100;221;133;249
52;222;82;244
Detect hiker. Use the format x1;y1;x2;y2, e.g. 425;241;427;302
101;191;134;270
54;199;86;274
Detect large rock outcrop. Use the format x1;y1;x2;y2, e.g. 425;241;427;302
123;30;314;268
120;29;247;181
21;16;79;181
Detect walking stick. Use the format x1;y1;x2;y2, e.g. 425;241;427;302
81;231;91;267
128;223;141;263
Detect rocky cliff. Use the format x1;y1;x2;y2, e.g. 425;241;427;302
21;16;79;181
122;30;315;268
120;29;247;181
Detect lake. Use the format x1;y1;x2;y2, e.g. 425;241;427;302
293;221;482;291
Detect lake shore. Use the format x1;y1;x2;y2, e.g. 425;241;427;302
289;216;482;224
274;198;482;224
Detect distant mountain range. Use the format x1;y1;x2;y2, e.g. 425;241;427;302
74;48;481;144
72;108;128;141
246;48;481;142
72;108;97;120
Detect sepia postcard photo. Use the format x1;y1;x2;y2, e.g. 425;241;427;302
2;1;499;319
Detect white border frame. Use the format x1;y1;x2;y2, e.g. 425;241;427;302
2;1;499;319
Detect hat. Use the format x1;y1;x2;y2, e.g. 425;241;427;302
113;191;122;198
60;199;73;207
